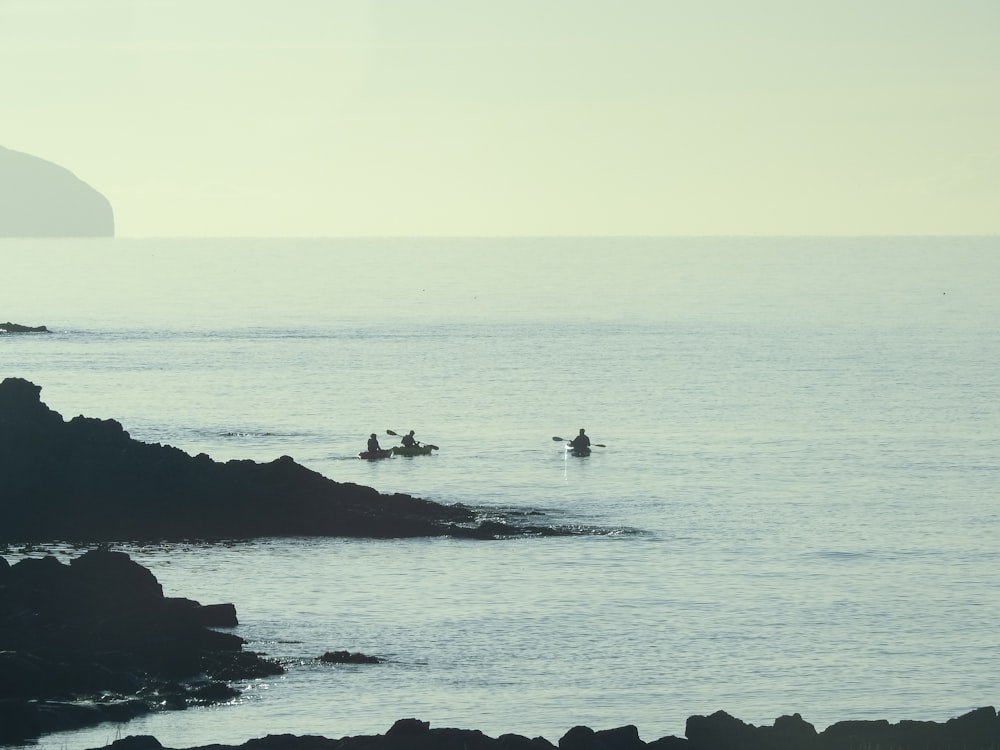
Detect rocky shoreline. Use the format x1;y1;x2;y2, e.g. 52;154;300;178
3;377;996;748
0;548;281;744
3;544;997;749
85;708;1000;750
0;377;582;542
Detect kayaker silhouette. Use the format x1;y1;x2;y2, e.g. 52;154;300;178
367;433;381;453
401;430;417;448
569;429;591;452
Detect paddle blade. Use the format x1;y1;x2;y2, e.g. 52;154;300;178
426;444;439;450
386;429;399;436
551;436;566;441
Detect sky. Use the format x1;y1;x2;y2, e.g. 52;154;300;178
2;0;999;237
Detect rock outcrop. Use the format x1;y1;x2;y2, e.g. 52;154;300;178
0;145;114;237
2;547;996;748
82;708;1000;750
0;548;282;744
0;377;571;542
318;650;383;664
0;321;49;333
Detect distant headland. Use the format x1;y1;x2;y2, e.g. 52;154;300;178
0;145;114;237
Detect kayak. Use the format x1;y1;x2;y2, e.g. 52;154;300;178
392;444;436;456
358;449;393;460
566;445;591;457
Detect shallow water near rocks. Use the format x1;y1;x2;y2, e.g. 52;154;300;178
2;237;999;747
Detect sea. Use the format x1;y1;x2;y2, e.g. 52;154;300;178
1;237;998;748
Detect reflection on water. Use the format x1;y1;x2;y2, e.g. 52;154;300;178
3;237;999;749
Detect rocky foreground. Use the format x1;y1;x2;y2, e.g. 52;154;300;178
0;377;571;542
0;549;1000;750
0;548;281;744
2;549;997;750
3;377;996;748
88;708;1000;750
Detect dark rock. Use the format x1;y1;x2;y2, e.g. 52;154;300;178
680;706;1000;750
0;377;586;542
0;699;42;742
0;321;49;333
386;718;431;737
76;709;1000;750
594;726;644;750
319;650;382;664
195;601;240;627
945;706;1000;746
559;726;602;750
644;737;688;750
332;720;498;750
161;598;239;628
105;736;164;750
0;378;596;542
820;717;900;748
559;725;643;750
242;736;338;750
0;377;484;543
332;721;498;750
188;681;241;704
427;727;495;750
820;706;1000;750
498;734;557;750
0;145;114;237
0;549;282;744
69;546;165;603
683;710;818;750
767;712;817;748
684;709;756;750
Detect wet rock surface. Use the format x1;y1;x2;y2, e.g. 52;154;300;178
0;548;281;744
318;650;383;664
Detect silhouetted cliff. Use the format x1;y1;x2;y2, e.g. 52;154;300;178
0;146;114;237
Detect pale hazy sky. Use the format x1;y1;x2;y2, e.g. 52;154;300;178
2;1;998;237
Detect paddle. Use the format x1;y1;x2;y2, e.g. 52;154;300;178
387;429;439;451
551;436;606;448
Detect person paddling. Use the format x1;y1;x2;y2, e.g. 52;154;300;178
367;433;382;453
569;428;591;452
401;430;417;448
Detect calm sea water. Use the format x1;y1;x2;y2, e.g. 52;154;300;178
2;237;999;748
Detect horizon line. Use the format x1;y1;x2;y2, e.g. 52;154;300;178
3;233;998;241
